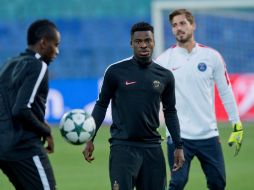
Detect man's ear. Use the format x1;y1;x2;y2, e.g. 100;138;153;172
39;38;47;49
130;40;133;48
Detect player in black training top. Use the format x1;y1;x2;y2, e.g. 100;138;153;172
83;22;184;190
0;19;60;190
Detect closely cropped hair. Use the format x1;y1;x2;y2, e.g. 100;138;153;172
169;9;195;25
131;22;154;36
27;19;57;45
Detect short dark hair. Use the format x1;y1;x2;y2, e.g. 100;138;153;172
27;19;57;45
130;22;154;36
169;9;195;25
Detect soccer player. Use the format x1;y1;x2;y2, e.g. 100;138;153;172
0;19;60;190
156;9;243;190
83;22;185;190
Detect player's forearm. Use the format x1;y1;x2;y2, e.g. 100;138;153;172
12;108;51;136
164;111;183;148
219;86;240;124
91;103;108;141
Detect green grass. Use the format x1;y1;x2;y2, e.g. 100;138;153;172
1;122;253;190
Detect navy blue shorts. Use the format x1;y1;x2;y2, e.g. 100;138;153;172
167;136;226;190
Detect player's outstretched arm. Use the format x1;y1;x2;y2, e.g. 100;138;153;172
83;140;95;163
228;122;243;156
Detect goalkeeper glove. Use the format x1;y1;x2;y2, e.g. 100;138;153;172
228;122;243;156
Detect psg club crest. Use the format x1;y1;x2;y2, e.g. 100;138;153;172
197;62;207;72
153;80;161;88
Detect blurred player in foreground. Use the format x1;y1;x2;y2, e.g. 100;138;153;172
0;19;60;189
156;9;243;190
83;22;184;190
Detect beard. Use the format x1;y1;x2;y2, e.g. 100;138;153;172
176;32;193;44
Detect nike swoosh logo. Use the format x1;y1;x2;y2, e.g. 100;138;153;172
125;81;137;85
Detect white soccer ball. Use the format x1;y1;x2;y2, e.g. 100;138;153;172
59;109;96;145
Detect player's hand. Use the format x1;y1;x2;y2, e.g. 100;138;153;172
228;122;243;156
42;122;54;153
172;148;185;171
83;140;95;163
45;135;54;154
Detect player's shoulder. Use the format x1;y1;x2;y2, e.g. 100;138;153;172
108;56;132;68
9;52;45;75
104;56;132;73
197;43;222;57
19;51;45;66
157;44;177;58
26;55;48;75
197;43;225;66
156;44;177;67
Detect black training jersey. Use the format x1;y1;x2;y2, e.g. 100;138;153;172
92;56;181;147
0;49;50;160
